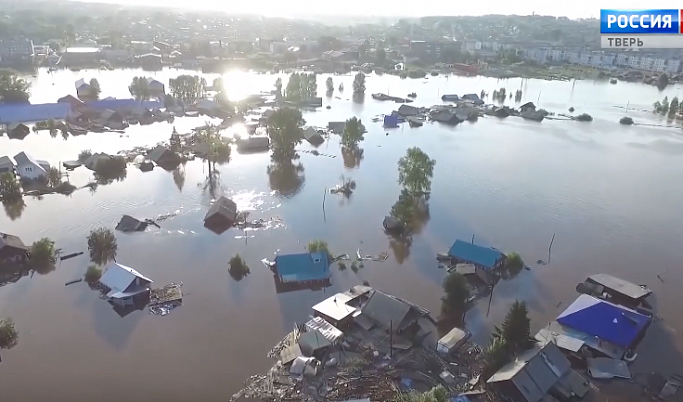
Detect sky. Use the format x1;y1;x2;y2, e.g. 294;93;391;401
69;0;683;19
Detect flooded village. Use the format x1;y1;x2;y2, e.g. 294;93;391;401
1;3;683;402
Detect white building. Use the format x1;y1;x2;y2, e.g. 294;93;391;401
462;40;482;52
13;152;49;180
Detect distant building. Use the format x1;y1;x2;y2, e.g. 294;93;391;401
0;233;29;264
0;39;34;65
408;40;458;63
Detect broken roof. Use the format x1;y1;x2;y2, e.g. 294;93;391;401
99;262;153;293
304;316;343;344
361;290;413;330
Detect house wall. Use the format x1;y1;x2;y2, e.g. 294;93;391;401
17;163;46;180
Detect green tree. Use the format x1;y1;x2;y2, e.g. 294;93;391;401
275;77;283;98
376;46;387;64
657;73;669;90
46;167;62;188
89;78;101;99
84;265;103;284
78;150;93;163
284;72;301;102
87;228;118;265
128;76;150;101
267;108;305;161
493;300;535;353
307;239;333;261
0;70;31;103
481;336;511;382
353;72;366;94
0;172;21;201
394;385;448;402
669;97;679;117
0;318;18;349
30;238;57;270
229;254;250;281
397;147;436;196
196;123;230;180
501;252;524;279
169;75;207;103
326;76;334;92
441;272;470;318
341;117;366;148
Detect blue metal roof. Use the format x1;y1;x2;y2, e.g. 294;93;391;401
275;252;330;283
557;294;650;348
447;239;503;269
85;99;163;110
0;103;72;123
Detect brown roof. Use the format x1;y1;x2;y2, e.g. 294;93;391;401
0;233;27;250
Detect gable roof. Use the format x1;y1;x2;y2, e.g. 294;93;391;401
0;155;16;167
556;294;650;348
148;145;172;163
99;262;153;292
361;290;413;330
448;239;504;269
204;196;237;222
587;274;651;300
13;151;43;168
487;342;571;402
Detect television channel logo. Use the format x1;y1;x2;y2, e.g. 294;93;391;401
600;9;680;34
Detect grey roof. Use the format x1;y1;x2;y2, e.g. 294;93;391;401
487;342;571;402
204;196;237;222
115;215;147;232
147;145;172;163
397;104;419;116
587;274;651;300
298;329;332;356
0;233;27;250
361;290;413;331
0;156;16;167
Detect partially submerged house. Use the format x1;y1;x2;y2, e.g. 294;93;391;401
327;121;346;134
146;77;165;96
98;262;153;306
303;127;324;145
383;114;399;128
312;292;358;328
13;151;50;180
237;135;270;152
115;215;148;232
360;289;421;334
84;152;115;171
519;102;536;113
75;78;96;99
147;145;180;168
447;239;505;283
536;294;651;361
583;274;652;308
487;341;589;402
431;110;462;125
0;103;72;124
203;196;238;228
461;94;484;105
0;233;29;264
273;252;330;285
397;104;419;117
7;123;30;139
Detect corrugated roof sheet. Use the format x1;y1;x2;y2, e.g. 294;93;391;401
587;274;651;300
361;290;412;330
556;294;650;348
448;239;503;269
304;317;343;343
0;103;72;123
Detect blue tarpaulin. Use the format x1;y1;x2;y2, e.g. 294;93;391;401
557;294;650;348
0;103;72;123
383;114;398;127
448;239;504;269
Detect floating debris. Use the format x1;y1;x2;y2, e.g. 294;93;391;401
356;248;389;262
148;282;183;316
60;251;84;261
65;278;83;286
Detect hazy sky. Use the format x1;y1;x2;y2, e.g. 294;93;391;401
70;0;683;19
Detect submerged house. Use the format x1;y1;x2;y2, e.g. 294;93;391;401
98;262;153;306
447;239;505;283
519;102;536;113
487;341;589;402
431;110;462;125
397;104;419;117
536;294;651;361
203;196;238;229
583;273;652;308
237;135;270;152
146;77;165;96
75;78;96;99
273;252;330;285
360;289;422;335
461;93;484;105
7;123;30;139
147;145;180;168
327;121;346;134
0;233;29;264
303;127;324;145
13;151;50;180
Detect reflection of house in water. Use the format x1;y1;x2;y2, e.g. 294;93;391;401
487;341;590;402
0;233;29;264
98;262;153;307
536;294;652;361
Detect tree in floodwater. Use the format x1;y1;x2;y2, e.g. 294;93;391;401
275;77;283;99
397;147;436;197
0;172;21;202
441;272;470;322
46;167;62;188
267;108;305;162
0;317;18;350
29;238;57;274
87;228;118;265
228;254;250;282
500;252;525;279
89;78;101;99
169;75;207;104
341;117;366;149
352;72;366;95
326;77;334;93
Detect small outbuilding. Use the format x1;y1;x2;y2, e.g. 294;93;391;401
519;102;536;113
203;196;238;227
7;123;30;140
437;327;471;355
0;233;29;264
303;127;324;145
147;145;180;168
98;262;153;306
115;215;148;232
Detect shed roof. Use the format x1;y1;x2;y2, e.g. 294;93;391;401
0;155;16;167
99;262;153;293
298;329;332;356
148;145;173;163
204;196;237;222
275;252;330;283
556;294;650;348
361;290;413;330
0;233;27;250
304;316;343;344
438;327;470;349
448;239;503;269
587;274;651;300
312;293;356;322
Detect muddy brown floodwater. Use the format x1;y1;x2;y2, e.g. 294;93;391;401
0;69;682;402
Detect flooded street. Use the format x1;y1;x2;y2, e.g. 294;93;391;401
1;68;682;401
